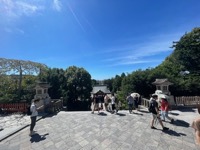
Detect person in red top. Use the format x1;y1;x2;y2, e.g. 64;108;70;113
160;98;174;123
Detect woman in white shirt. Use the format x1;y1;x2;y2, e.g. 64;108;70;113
29;98;41;136
111;94;116;114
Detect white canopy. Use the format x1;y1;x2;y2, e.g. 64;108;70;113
131;93;140;98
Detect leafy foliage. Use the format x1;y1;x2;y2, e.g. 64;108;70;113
0;58;46;102
38;66;92;110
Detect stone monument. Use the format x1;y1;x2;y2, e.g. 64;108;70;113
152;78;175;105
34;81;51;111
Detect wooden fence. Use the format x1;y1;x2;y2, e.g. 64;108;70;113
0;103;28;113
140;96;200;109
0;99;63;114
175;96;200;106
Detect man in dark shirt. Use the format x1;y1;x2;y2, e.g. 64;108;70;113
150;94;169;131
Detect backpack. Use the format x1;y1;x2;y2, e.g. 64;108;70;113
148;105;153;112
27;106;32;116
148;101;155;112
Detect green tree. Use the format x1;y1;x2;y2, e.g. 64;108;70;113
172;27;200;75
112;75;122;93
103;78;114;92
65;66;92;110
155;27;200;96
0;58;47;100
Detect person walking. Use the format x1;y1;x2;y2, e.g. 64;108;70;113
91;95;99;114
111;94;116;114
126;94;134;114
104;94;110;111
149;94;169;131
29;98;43;136
133;95;139;111
160;98;174;123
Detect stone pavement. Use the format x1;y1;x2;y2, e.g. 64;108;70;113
0;108;200;150
0;113;46;142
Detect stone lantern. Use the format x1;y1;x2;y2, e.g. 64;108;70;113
152;79;175;105
34;81;51;110
152;79;173;95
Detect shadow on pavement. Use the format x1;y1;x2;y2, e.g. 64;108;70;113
132;112;143;116
116;113;126;116
98;112;107;116
177;107;196;112
169;112;179;116
30;133;49;143
163;129;186;136
173;119;190;127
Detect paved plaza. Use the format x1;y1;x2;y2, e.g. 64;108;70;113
0;108;200;150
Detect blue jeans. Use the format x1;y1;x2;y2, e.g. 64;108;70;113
161;110;172;121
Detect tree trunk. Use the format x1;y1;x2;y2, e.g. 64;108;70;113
18;66;22;101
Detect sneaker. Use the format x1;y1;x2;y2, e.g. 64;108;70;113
162;127;169;131
151;126;157;129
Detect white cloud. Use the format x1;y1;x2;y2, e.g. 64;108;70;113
101;32;183;66
0;0;44;19
52;0;62;12
16;1;41;16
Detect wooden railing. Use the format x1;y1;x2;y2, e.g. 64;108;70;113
140;98;150;108
140;96;200;108
0;103;28;113
0;98;63;114
175;96;200;106
45;99;63;113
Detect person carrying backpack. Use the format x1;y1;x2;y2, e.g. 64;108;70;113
149;94;169;131
126;94;134;114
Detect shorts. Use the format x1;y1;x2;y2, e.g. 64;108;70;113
152;113;160;119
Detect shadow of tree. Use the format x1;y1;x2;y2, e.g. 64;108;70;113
177;107;196;112
30;133;49;143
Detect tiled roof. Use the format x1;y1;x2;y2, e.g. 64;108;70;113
152;78;173;85
91;85;111;94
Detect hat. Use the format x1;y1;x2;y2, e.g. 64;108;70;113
32;98;40;102
160;95;168;99
152;94;158;97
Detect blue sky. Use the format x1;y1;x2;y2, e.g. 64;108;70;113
0;0;200;80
